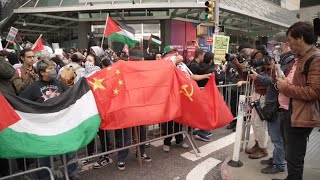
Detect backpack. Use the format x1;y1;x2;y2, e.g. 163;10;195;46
303;53;320;80
60;66;81;87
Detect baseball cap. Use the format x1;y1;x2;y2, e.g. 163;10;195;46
163;45;177;54
268;32;288;45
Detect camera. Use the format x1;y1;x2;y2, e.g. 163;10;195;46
225;53;243;62
248;56;272;68
249;100;266;121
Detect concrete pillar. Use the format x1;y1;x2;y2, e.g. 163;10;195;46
78;22;91;50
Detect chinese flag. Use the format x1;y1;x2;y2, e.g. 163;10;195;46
174;69;234;130
87;60;233;130
87;60;181;130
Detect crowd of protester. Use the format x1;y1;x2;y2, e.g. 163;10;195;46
0;21;319;180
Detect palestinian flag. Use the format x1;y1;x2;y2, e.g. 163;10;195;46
0;79;101;158
149;34;162;46
13;40;23;51
103;17;136;47
32;35;45;53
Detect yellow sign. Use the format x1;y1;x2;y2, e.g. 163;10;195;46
212;35;230;64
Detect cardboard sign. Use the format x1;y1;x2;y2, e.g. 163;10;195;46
212;35;230;64
6;27;18;43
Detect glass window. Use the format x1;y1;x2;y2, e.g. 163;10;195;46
36;0;60;7
61;0;80;6
143;24;160;34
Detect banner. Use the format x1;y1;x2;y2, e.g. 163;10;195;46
212;35;230;64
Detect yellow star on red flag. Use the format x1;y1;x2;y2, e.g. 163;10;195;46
89;78;105;91
118;79;124;86
115;69;121;75
113;88;119;95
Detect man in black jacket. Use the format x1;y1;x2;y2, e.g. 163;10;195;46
0;52;16;177
187;49;213;141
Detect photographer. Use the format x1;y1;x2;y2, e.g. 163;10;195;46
248;32;293;174
229;43;269;159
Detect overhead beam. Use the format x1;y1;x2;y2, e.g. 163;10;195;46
15;21;61;28
30;13;79;21
13;2;205;14
173;9;202;18
79;15;170;22
171;9;179;16
114;10;125;21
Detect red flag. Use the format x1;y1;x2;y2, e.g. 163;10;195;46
87;60;181;130
32;36;44;52
174;69;234;130
87;60;233;130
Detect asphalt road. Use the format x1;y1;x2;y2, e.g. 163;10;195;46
78;126;235;180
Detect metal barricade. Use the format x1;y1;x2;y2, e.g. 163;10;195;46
0;83;247;179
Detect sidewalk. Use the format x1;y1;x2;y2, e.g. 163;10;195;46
220;125;320;180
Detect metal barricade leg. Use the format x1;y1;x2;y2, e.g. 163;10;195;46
134;126;142;167
62;155;70;180
228;95;245;167
0;167;54;180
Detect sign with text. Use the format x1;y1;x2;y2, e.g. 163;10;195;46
206;38;213;45
212;35;230;64
6;27;18;43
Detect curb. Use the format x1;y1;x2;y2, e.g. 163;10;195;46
220;156;232;180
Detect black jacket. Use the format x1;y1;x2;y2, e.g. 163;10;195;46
0;56;16;94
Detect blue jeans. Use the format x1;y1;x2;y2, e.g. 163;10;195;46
37;153;78;180
116;127;146;163
267;113;286;170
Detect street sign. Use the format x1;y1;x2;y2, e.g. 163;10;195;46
6;26;18;43
206;38;213;45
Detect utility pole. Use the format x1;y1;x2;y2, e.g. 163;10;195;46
214;0;220;34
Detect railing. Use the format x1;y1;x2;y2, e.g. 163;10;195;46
0;83;250;180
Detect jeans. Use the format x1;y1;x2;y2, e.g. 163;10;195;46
116;126;146;163
86;129;110;155
0;158;9;177
162;121;183;146
267;112;286;170
280;109;313;180
37;153;78;180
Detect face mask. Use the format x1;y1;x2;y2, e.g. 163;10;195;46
85;61;94;68
47;70;57;80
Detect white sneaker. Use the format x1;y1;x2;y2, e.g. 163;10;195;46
81;158;95;165
163;145;171;152
93;156;113;169
177;142;189;149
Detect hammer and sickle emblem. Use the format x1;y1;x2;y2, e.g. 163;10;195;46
180;82;194;101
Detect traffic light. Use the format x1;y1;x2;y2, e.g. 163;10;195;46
205;0;214;21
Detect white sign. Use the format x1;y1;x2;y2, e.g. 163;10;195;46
52;43;60;50
54;49;63;56
6;26;18;43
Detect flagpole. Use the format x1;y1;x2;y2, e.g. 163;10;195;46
101;13;109;48
31;34;43;50
4;42;10;50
